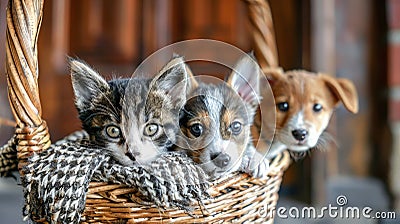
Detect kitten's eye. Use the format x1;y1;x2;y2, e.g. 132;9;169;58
189;123;203;138
106;125;121;138
144;123;159;137
277;102;289;112
313;103;323;112
230;121;242;135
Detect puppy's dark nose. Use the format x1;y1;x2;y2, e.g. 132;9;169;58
211;153;231;168
292;129;308;141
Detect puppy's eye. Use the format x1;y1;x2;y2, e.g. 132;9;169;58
313;103;323;112
189;123;203;138
144;123;159;137
106;125;121;138
230;121;242;135
277;102;289;112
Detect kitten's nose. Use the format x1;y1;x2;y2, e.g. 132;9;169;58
212;153;231;168
292;129;308;141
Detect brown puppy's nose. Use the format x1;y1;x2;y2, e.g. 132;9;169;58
292;129;308;141
211;153;231;168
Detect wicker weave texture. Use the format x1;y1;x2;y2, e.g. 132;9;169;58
82;152;290;223
6;0;50;164
244;0;279;68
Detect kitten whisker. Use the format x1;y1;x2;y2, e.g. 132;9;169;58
82;106;112;115
181;108;196;117
82;112;115;123
95;101;120;121
70;57;191;166
96;88;120;120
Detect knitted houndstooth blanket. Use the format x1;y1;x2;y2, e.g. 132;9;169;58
21;131;210;224
0;135;18;178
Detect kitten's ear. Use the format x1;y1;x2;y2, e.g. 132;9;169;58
69;58;109;110
226;56;261;107
150;56;191;107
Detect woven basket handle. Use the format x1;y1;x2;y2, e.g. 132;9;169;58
243;0;281;157
6;0;50;171
244;0;279;69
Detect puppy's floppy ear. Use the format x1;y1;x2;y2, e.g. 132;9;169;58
263;67;285;85
226;56;261;107
150;56;191;108
69;57;110;111
319;74;359;114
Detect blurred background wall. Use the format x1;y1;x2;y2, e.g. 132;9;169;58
0;0;398;217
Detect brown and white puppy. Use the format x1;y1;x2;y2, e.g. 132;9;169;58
177;57;265;179
261;69;358;159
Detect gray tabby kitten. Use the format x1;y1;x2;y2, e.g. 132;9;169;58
178;56;268;179
70;57;190;166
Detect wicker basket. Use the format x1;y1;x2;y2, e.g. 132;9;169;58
82;152;290;223
4;0;291;223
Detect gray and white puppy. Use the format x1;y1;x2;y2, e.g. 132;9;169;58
70;57;190;166
178;56;268;179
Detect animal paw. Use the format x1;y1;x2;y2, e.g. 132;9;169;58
247;152;270;178
240;145;270;178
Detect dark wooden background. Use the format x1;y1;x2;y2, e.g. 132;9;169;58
0;0;391;205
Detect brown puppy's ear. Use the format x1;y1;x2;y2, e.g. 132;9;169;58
262;67;285;85
319;74;359;114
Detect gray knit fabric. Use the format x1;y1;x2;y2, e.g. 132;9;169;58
21;131;210;224
0;135;18;177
